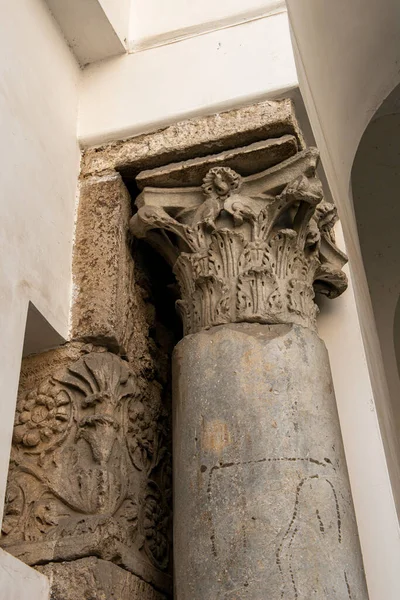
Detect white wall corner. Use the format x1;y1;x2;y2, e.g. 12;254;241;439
0;549;49;600
45;0;130;66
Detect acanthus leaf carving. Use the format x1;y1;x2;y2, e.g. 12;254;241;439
1;350;172;594
130;148;347;334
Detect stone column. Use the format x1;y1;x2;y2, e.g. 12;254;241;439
131;144;369;599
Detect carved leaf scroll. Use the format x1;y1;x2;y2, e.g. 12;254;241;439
1;350;172;593
130;148;348;334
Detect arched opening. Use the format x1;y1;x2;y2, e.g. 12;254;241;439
352;83;400;432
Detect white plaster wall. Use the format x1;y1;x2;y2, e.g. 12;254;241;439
0;549;49;600
129;0;285;50
286;1;400;598
100;0;131;45
45;0;130;65
79;10;298;146
287;0;400;185
316;230;400;600
0;0;80;535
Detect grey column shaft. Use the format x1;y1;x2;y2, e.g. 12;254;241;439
173;323;368;599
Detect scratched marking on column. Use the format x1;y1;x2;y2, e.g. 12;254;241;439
316;509;324;532
326;478;342;543
203;456;348;597
206;457;330;496
276;475;343;598
344;571;352;599
276;476;313;599
205;456;331;563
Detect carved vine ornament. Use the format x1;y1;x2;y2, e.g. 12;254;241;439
130;149;347;334
1;350;172;592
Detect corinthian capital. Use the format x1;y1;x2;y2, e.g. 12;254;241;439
130;148;347;335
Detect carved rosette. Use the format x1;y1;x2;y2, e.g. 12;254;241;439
1;349;172;593
130;149;347;335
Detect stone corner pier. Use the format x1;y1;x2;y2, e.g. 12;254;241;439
130;127;369;599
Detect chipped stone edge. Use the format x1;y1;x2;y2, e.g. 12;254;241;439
80;99;305;177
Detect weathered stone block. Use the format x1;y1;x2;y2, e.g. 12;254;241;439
71;173;151;370
81;99;305;177
135;136;299;189
1;345;172;595
36;557;166;600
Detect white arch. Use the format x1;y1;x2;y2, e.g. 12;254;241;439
286;2;400;598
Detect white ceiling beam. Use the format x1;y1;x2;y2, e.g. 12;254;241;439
45;0;130;66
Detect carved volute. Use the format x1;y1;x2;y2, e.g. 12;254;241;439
130;148;348;335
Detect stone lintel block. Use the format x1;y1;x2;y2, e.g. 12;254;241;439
136;136;299;189
36;557;166;600
71;172;149;366
81;99;305;177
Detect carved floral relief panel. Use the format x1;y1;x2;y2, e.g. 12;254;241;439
1;348;172;594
